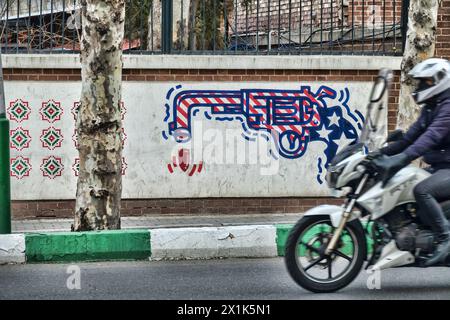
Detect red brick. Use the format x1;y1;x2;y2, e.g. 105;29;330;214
170;69;189;75
269;75;290;81
127;200;152;208
121;208;143;216
228;69;244;75
51;68;75;75
68;75;82;81
161;207;185;214
213;75;233;81
155;75;175;81
12;202;28;210
37;202;59;210
340;70;358;75
199;69;218;75
255;70;275;75
57;201;75;209
126;75;146;81
9;75;28;81
128;69;142;75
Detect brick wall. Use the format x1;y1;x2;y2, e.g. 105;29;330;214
12;197;346;219
235;0;403;32
436;0;450;59
6;67;400;219
347;0;402;26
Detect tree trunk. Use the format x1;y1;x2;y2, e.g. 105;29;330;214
188;0;199;50
173;0;191;50
74;0;125;231
148;0;162;50
397;0;439;130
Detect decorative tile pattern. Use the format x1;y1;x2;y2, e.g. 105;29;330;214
71;101;80;121
72;158;80;177
40;156;64;179
121;128;127;147
40;100;63;123
10;127;32;151
10;156;32;179
40;127;64;150
7;99;31;123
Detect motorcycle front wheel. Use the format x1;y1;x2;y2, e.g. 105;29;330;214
284;215;367;293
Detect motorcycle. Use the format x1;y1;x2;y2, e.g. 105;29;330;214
284;69;450;293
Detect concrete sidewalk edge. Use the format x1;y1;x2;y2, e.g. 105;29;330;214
0;225;290;264
0;234;26;264
0;223;370;264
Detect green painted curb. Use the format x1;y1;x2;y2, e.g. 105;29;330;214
25;229;151;263
275;224;292;256
275;223;374;257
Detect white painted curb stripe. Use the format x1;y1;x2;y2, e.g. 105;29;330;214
0;226;280;264
0;234;26;264
150;225;278;260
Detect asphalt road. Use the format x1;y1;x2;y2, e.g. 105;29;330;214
1;258;450;300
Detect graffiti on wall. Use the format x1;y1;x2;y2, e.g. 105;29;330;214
163;85;364;183
5;81;377;199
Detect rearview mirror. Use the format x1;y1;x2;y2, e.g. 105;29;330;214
370;78;387;103
369;68;393;103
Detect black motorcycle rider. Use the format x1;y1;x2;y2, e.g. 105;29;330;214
371;58;450;266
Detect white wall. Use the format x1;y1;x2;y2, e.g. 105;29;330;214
5;80;384;200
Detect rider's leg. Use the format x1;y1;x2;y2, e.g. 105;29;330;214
414;169;450;266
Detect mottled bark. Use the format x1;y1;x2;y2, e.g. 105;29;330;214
397;0;439;130
173;0;191;50
187;0;199;50
148;0;162;50
74;0;125;231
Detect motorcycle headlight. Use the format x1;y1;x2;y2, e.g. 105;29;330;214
326;164;345;189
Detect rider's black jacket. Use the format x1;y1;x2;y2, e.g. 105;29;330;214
382;89;450;170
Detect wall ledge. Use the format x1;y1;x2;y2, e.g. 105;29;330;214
2;54;402;70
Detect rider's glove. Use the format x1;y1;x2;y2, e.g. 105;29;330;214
373;153;412;187
366;150;383;161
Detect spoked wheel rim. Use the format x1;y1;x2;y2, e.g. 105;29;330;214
295;219;359;284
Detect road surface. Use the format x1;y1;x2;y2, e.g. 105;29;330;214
1;258;450;300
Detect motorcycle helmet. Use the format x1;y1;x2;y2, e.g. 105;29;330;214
408;58;450;104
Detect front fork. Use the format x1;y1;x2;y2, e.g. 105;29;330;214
325;174;369;255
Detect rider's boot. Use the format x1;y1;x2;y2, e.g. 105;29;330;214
424;223;450;267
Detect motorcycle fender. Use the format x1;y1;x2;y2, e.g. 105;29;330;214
303;205;360;228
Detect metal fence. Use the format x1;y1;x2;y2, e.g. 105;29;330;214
0;0;408;55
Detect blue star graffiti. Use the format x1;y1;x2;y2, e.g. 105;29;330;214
162;85;364;184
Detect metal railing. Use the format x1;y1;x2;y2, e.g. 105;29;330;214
0;0;407;55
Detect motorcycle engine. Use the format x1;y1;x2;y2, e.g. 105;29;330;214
383;204;435;253
395;224;435;253
395;224;417;251
415;230;435;252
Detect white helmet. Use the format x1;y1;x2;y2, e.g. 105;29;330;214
408;58;450;104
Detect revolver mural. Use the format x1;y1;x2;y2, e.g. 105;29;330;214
163;85;364;182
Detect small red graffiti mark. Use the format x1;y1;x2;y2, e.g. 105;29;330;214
178;148;189;172
167;148;203;176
